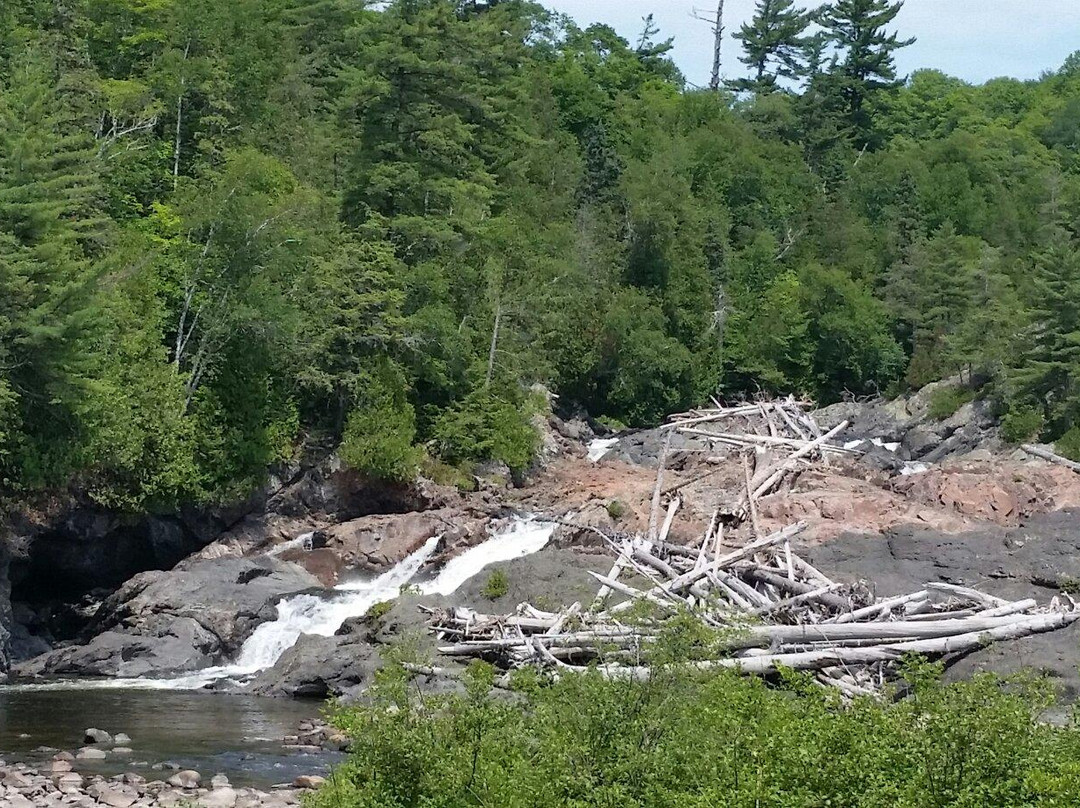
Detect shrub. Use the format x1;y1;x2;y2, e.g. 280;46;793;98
431;388;538;473
1055;426;1080;462
606;499;627;520
366;600;393;621
313;658;1070;808
1001;405;1044;444
339;364;422;482
928;385;975;421
481;569;509;600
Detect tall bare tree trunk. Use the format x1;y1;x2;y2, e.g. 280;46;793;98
485;303;502;388
694;1;726;91
173;40;191;191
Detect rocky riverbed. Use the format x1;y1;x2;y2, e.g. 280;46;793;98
0;761;319;808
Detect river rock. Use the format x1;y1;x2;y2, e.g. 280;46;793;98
112;746;134;755
49;759;73;773
54;771;83;791
75;747;107;760
167;770;201;789
84;727;112;745
113;733;132;745
87;782;137;808
3;770;33;788
292;775;325;789
200;786;238;808
210;774;230;788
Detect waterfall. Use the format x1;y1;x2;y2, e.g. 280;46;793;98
8;516;556;692
587;437;619;462
226;534;441;674
417;517;555;596
223;515;554;675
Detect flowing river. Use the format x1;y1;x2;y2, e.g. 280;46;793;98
0;516;557;785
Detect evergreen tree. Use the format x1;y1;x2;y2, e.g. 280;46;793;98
1009;233;1080;433
819;0;915;143
0;38;106;486
729;0;811;95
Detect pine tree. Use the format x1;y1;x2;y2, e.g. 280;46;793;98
0;39;107;485
1009;237;1080;433
729;0;811;95
819;0;915;143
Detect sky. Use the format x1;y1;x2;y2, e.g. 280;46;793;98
543;1;1080;88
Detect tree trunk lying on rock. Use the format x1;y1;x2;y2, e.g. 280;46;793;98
422;399;1080;697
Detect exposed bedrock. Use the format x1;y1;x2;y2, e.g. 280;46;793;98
803;508;1080;701
14;557;321;678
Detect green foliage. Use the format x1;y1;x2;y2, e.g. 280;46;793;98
606;499;627;520
339;363;422;483
928;385;976;421
313;659;1072;808
1055;426;1080;462
431;389;538;473
1001;406;1045;444
6;0;1080;506
365;600;393;621
480;568;509;600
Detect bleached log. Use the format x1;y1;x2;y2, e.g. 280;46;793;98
1021;444;1080;473
826;591;930;624
592;611;1080;679
678;428;858;455
606;522;807;611
751;421;849;500
926;582;1009;607
751;584;844;616
647;431;672;542
743;567;850;611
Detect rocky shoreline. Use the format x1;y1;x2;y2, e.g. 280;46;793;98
0;721;335;808
0;761;320;808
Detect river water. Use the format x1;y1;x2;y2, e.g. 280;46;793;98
0;517;557;786
0;688;340;787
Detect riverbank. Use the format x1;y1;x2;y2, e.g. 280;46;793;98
0;689;340;797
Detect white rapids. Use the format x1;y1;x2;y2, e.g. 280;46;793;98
587;437;619;462
8;516;556;692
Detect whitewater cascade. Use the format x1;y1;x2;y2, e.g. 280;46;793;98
228;516;555;674
6;516;555;692
587;437;619;462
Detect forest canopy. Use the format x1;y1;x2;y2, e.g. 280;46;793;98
3;0;1080;508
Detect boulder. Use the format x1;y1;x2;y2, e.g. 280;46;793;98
83;728;112;745
901;425;942;459
199;786;238;808
113;733;132;745
87;782;137;808
293;775;326;789
166;770;201;789
75;747;106;760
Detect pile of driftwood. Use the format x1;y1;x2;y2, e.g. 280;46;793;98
424;400;1080;696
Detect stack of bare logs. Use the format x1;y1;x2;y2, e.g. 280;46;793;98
424;399;1080;696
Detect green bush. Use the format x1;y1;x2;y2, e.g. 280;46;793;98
1001;405;1045;444
312;658;1073;808
1055;426;1080;462
366;600;393;621
339;365;422;482
606;499;627;520
431;388;538;473
481;568;509;600
927;385;975;421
